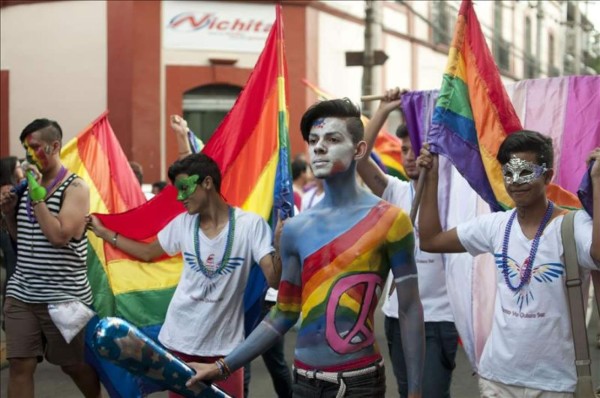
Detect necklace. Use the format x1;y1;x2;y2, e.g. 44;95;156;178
26;166;68;223
501;201;554;292
193;206;236;276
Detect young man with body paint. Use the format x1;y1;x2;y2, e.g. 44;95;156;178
88;153;282;398
186;98;425;398
357;88;459;398
418;133;600;396
0;119;101;398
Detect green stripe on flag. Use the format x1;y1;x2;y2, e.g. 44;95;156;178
436;74;473;120
87;245;115;318
115;288;176;327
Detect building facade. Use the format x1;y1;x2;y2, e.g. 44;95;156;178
1;0;597;181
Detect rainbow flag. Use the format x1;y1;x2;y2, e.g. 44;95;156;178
63;5;292;396
62;112;183;397
428;0;580;212
301;79;408;181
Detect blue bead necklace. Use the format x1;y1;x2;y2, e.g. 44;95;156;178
193;206;235;276
501;201;554;292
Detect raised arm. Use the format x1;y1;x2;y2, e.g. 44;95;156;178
357;88;402;197
258;217;284;288
170;115;193;160
186;221;302;386
388;213;424;398
87;214;165;262
417;145;465;253
589;147;600;261
35;177;90;247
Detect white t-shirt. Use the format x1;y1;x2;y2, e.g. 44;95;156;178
157;207;273;356
381;176;454;322
301;187;324;211
457;209;598;392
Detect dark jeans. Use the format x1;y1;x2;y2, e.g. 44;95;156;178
384;317;458;398
292;365;386;398
244;301;292;398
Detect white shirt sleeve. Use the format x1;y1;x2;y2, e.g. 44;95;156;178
251;215;275;264
382;176;411;211
574;210;599;269
157;213;186;256
456;212;503;257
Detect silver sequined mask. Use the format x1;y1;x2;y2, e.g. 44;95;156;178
502;157;547;185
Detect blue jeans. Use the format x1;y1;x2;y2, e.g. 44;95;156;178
244;301;292;398
291;364;386;398
384;317;458;398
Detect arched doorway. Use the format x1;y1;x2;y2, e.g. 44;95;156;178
182;84;242;144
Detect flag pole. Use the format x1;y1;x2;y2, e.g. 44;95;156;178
409;167;427;224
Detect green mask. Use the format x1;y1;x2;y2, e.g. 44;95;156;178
175;175;200;201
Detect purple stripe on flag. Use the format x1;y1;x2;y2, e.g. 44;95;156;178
401;90;438;153
578;161;594;217
429;124;501;212
559;76;600;193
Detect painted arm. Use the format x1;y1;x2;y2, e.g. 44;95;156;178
258;217;285;288
87;214;165;261
388;216;424;398
589;148;600;262
417;145;466;253
170;115;193;160
357;88;402;197
185;222;302;386
35;177;90;247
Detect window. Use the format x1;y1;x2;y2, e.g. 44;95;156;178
493;1;510;71
182;84;242;144
431;2;454;46
547;33;559;76
524;16;536;78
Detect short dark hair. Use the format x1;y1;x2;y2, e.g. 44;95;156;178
129;161;143;185
0;156;19;186
395;124;409;139
497;130;554;168
300;98;363;144
152;181;167;192
20;118;63;144
291;158;307;181
168;153;222;193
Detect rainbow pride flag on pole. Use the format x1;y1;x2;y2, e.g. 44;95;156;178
62;4;292;396
302;79;408;181
62;113;183;397
428;0;580;212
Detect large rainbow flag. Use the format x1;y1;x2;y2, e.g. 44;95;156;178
302;78;408;181
428;0;580;212
61;4;293;396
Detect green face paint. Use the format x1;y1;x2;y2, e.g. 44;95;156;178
175;175;200;201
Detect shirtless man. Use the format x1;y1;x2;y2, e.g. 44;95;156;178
186;98;425;397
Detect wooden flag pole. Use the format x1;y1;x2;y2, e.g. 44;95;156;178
409;167;428;224
360;94;386;102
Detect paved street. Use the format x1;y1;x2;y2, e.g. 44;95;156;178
1;302;599;397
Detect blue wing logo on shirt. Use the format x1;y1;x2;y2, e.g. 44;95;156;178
183;253;245;299
183;252;244;278
495;254;564;310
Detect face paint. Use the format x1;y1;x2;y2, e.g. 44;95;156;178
175;175;200;200
308;118;355;178
502;156;547;185
23;137;47;170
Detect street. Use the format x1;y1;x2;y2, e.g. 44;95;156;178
2;304;599;397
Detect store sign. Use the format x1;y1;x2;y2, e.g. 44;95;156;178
163;1;275;53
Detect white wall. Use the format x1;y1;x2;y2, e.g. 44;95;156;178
1;0;107;155
317;11;364;103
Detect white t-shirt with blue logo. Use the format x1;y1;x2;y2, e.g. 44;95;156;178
157;207;273;356
457;210;597;392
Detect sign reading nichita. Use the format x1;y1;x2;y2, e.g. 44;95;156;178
163;1;275;53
